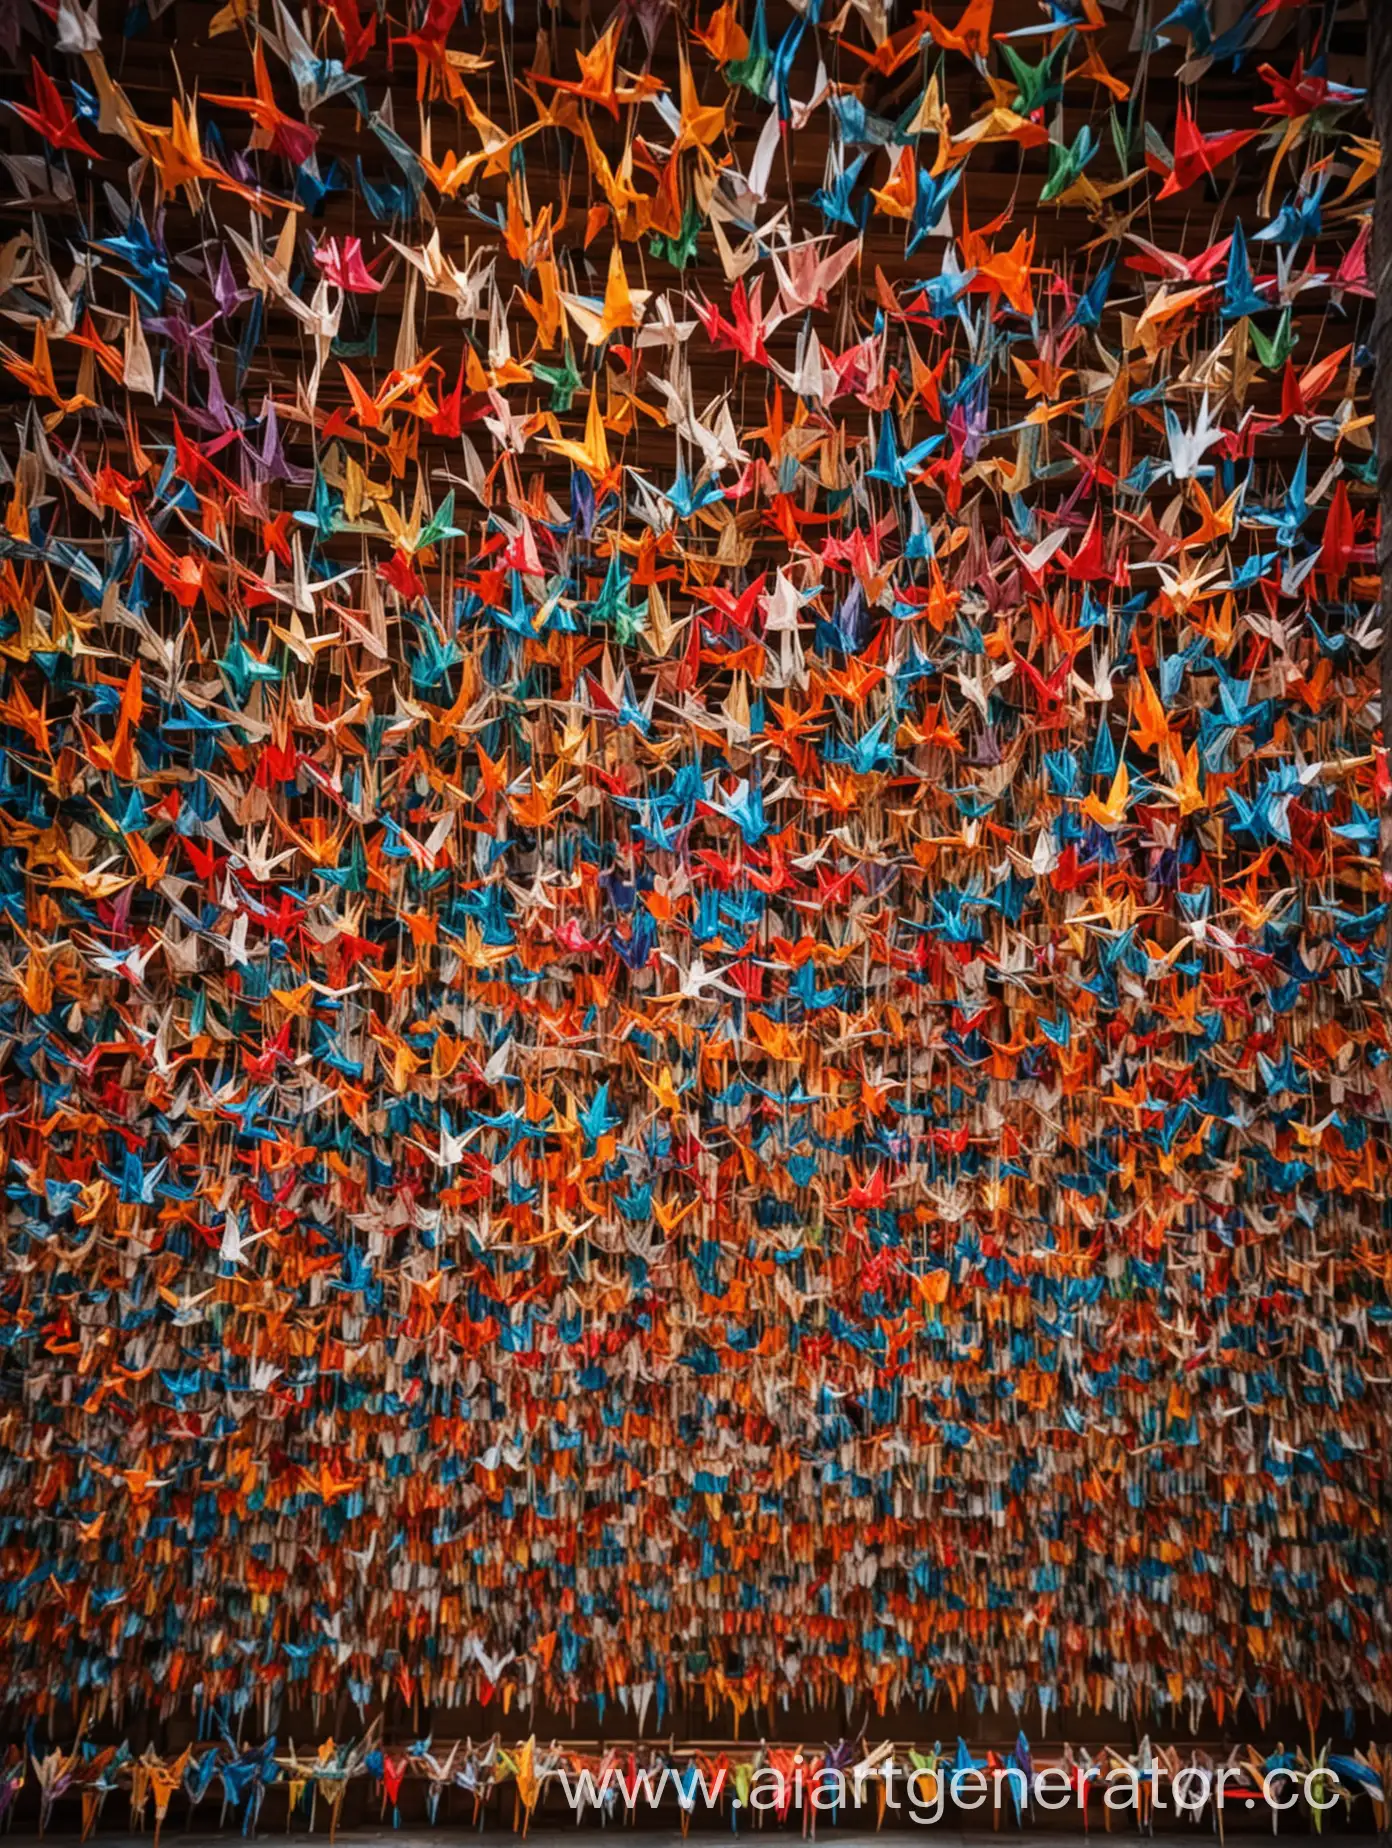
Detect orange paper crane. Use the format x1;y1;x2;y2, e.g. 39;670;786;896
205;40;319;165
923;0;992;61
528;20;666;118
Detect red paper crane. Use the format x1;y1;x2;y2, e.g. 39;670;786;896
5;58;99;159
1154;98;1259;198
